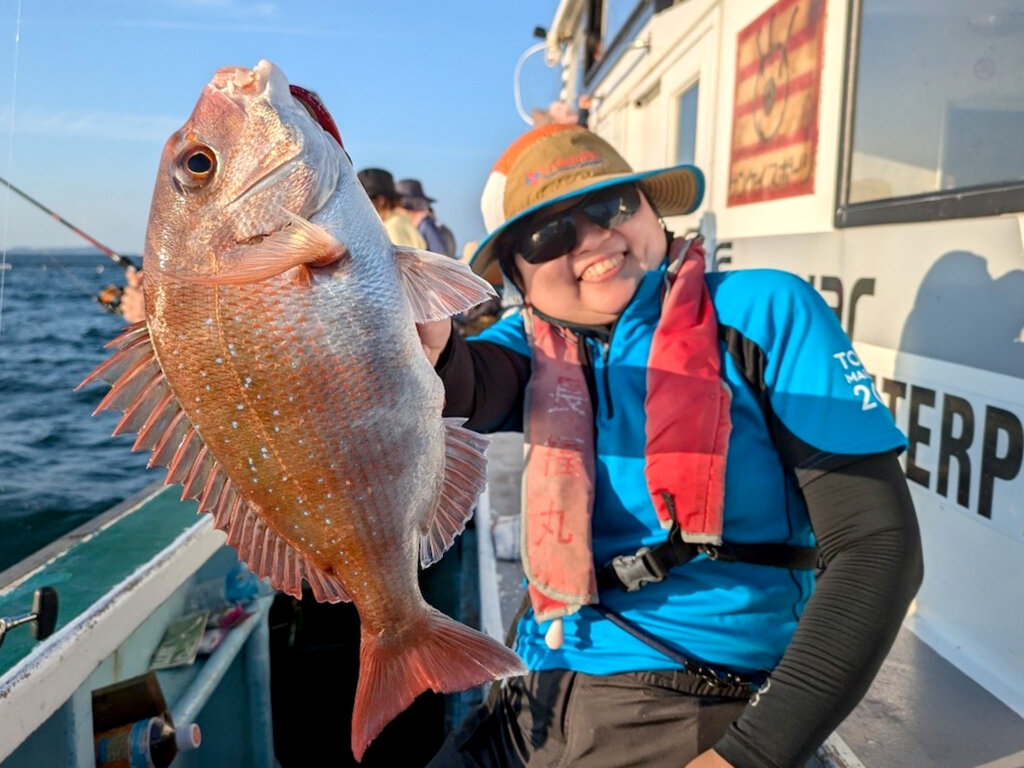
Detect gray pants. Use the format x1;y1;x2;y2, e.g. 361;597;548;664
427;668;751;768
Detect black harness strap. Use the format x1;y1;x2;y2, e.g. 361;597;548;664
597;524;819;593
589;602;766;693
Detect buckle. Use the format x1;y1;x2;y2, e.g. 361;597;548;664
690;663;755;692
609;546;667;592
698;543;720;561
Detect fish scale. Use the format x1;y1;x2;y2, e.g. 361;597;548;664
80;59;526;761
160;277;434;590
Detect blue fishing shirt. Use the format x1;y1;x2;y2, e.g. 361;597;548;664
474;267;907;675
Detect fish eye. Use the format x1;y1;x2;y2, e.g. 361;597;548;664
174;144;217;190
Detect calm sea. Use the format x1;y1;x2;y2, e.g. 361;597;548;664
0;250;155;573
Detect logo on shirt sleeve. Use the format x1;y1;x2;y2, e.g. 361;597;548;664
833;349;882;411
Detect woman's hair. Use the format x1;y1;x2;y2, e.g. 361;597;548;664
496;237;524;292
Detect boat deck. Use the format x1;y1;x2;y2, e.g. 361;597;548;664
0;487;276;768
477;433;1024;768
2;435;1022;767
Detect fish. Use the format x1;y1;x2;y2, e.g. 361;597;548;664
78;59;526;761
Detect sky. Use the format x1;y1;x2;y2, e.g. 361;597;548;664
0;0;564;258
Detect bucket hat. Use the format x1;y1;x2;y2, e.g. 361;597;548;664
396;178;436;211
357;168;399;200
470;124;704;280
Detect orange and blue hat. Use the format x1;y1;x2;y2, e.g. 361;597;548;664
470;124;704;280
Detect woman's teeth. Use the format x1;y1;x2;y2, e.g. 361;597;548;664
580;253;624;281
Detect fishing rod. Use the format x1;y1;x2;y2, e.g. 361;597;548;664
0;173;139;313
0;174;137;270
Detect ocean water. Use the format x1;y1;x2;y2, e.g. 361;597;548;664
0;251;156;573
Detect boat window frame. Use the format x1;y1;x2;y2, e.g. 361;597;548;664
673;79;700;167
583;0;655;87
834;0;1024;228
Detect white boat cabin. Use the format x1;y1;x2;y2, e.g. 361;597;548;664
541;0;1024;763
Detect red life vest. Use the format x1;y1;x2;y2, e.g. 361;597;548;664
521;239;732;627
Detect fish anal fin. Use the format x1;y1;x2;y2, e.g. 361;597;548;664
419;418;490;568
395;246;497;323
219;505;352;603
352;607;526;762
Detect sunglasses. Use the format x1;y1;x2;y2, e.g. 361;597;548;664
498;183;642;266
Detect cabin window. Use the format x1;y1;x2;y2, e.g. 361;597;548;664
837;0;1024;226
583;0;654;81
605;0;644;51
675;82;699;166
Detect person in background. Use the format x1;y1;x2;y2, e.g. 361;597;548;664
395;178;453;257
576;92;593;128
119;265;145;323
357;167;427;249
434;209;457;260
533;94;593;128
419;124;923;768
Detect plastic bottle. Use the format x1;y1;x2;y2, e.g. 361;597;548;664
94;715;201;768
184;561;269;613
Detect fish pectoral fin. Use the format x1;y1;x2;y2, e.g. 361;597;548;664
79;321;353;605
395;246;497;323
419;418;490;567
181;212;347;286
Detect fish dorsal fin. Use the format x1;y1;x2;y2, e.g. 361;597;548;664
419;418;490;567
78;322;352;604
395;246;497;323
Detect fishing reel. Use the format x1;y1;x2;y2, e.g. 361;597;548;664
0;586;59;651
96;284;125;314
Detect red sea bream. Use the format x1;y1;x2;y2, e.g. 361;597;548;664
79;59;526;761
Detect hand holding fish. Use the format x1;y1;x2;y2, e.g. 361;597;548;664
417;317;453;365
79;60;521;762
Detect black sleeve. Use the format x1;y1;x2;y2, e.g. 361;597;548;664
435;328;531;433
714;450;924;768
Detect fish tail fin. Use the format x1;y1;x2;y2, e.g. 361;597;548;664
351;607;526;762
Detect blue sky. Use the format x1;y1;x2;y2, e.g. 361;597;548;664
0;0;563;258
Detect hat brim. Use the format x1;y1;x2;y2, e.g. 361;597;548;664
468;163;704;281
400;197;433;211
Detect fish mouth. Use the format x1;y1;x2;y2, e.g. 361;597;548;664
211;61;342;147
215;60;343;224
209;60;281;107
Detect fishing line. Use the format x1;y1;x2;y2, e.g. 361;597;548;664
0;0;23;343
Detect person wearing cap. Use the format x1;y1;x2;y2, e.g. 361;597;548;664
357;167;427;249
395;178;454;257
421;124;922;768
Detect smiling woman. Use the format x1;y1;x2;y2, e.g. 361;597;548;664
418;123;923;768
508;188;666;325
0;4;564;767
